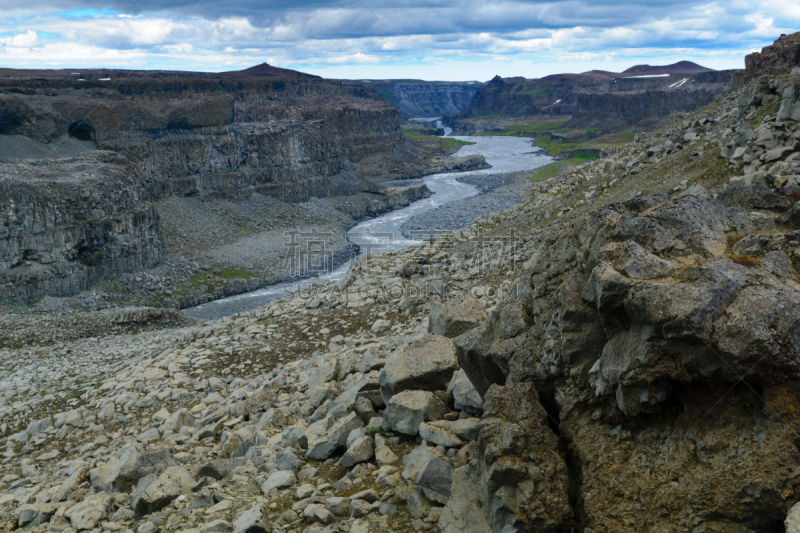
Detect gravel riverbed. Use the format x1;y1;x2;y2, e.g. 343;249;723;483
400;171;532;238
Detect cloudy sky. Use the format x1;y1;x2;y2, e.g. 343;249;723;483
0;0;796;80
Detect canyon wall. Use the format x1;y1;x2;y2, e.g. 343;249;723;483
457;68;736;132
355;80;481;118
0;77;432;305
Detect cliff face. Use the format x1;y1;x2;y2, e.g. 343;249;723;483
358;80;480;118
457;67;735;132
0;77;437;305
0;152;161;305
746;32;800;71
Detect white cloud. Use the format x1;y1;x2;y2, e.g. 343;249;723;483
0;0;793;79
2;30;39;47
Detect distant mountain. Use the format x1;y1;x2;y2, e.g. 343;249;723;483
217;63;320;79
622;61;711;74
0;63;320;80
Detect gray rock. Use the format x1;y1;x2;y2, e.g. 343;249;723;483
374;435;398;465
407;488;431;519
380;334;458;404
133;466;195;516
354;397;377;424
338;436;374;468
261;470;296;493
164;411;195;433
384;391;448;435
419;422;462;447
201;519;233;533
451;323;499;398
306;412;363;460
403;446;445;481
138;522;159;533
26;417;53;436
370;319;391;334
282;426;309;449
232;503;271;533
91;445;177;493
346;427;365;449
303;504;335;524
277;448;302;474
446;369;483;411
196;458;246;480
414;454;453;504
429;296;488;338
51;465;86;502
17;503;57;527
349;499;371;518
438;465;492;533
65;493;114;530
787;501;800;533
325;496;351;516
427;418;480;441
308;361;337;390
350;489;380;503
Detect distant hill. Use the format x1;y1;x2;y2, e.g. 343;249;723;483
622;61;711;74
0;63;319;80
217;63;320;79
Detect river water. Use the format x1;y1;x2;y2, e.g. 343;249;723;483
183;131;551;319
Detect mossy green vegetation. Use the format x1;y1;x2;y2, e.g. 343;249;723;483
534;131;635;155
376;88;395;101
476;121;569;136
403;130;474;151
146;266;259;306
529;150;600;182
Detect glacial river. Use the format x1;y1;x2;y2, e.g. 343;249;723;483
183;129;552;319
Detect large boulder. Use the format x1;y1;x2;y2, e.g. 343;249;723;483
380;335;459;404
477;383;572;532
64;493;114;530
462;193;800;530
429;297;488;338
132;466;195;516
438;465;493;533
384;391;447;435
90;445;177;493
402;446;453;504
338;436;374;468
447;369;484;412
233;503;271;533
306;412;363;461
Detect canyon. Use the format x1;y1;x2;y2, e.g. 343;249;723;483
0;70;485;308
0;30;800;533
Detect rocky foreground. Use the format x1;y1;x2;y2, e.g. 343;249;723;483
3;54;800;533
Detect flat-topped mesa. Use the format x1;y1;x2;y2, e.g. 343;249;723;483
745;32;800;72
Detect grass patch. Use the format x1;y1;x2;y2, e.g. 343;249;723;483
726;253;761;268
535;131;634;155
477;121;569;137
529;151;600;182
403;130;474;151
750;100;781;129
146;266;259;307
376;88;395;101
